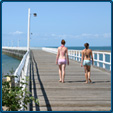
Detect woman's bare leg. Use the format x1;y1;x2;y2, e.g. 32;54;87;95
87;66;92;82
84;66;88;83
59;65;62;82
62;64;66;83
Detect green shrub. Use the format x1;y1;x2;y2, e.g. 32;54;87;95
2;69;39;111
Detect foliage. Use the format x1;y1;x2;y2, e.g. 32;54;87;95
2;69;39;111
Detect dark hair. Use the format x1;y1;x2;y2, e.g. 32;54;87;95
84;43;89;49
61;39;66;45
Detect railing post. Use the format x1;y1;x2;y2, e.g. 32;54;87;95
76;51;77;61
21;69;24;85
71;50;72;59
73;50;74;60
79;51;80;62
93;52;95;66
72;50;73;59
97;53;99;67
103;53;105;69
93;52;94;60
74;51;76;60
110;54;111;71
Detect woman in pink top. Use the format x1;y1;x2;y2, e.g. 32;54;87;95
56;39;69;83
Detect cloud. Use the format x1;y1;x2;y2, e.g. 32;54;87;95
32;33;39;36
58;34;67;39
102;33;111;38
31;32;111;40
94;34;99;37
81;33;92;37
9;31;24;35
67;33;111;39
81;33;111;38
51;34;56;37
50;33;93;39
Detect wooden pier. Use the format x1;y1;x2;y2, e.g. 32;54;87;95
27;49;111;111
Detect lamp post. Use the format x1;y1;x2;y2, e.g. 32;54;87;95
27;8;30;51
27;8;37;51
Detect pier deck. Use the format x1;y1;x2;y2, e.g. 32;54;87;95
28;49;111;111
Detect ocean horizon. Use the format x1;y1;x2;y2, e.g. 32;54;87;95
44;46;111;51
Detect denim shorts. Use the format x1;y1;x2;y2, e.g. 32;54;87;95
83;60;91;66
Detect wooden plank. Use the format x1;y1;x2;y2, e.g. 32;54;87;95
28;49;111;111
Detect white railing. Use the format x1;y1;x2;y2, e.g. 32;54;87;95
14;50;30;111
42;47;57;54
42;47;111;71
2;47;27;51
14;51;30;82
92;51;111;71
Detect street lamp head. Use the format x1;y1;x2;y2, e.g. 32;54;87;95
33;13;37;17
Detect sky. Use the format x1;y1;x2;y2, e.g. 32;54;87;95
2;2;111;47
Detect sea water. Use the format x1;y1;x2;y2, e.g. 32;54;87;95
46;46;111;51
2;54;20;76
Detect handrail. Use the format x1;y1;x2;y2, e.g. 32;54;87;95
14;51;29;80
14;50;30;111
42;47;111;71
